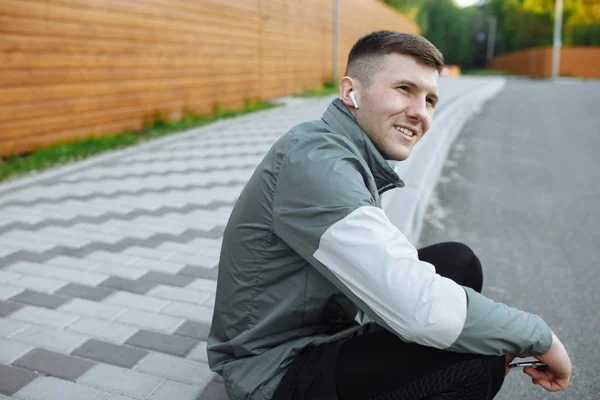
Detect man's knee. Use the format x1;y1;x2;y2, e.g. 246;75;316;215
419;241;483;292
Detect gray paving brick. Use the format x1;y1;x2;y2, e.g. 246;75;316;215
58;298;126;320
128;257;185;274
202;293;216;307
8;306;78;329
140;271;195;287
186;278;217;293
40;264;109;286
197;379;228;400
87;250;137;267
178;266;218;280
122;246;174;261
72;339;148;368
0;244;19;258
0;250;47;266
102;394;136;400
66;317;138;343
0;300;22;317
9;289;70;309
6;261;53;276
0;364;39;396
55;282;116;301
4;262;48;278
104;291;169;312
164;252;209;267
46;255;104;271
148;380;203;400
86;258;149;280
0;270;22;283
174;321;210;341
0;236;53;253
0;339;34;364
77;364;163;399
49;255;147;279
147;285;212;304
0;283;24;300
135;352;215;386
188;254;219;269
14;376;108;400
0;318;29;338
6;261;108;286
125;330;197;357
13;348;95;380
160;301;213;323
98;276;158;294
115;309;184;333
13;325;89;353
186;341;208;363
5;274;67;293
155;242;199;257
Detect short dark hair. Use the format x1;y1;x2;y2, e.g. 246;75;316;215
345;31;444;86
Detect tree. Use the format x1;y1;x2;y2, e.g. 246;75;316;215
384;0;600;67
415;0;477;66
564;0;600;45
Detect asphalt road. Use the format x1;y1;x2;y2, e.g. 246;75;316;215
419;78;600;399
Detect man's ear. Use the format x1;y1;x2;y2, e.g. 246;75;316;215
339;77;358;111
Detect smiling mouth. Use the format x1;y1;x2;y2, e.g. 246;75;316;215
394;126;416;139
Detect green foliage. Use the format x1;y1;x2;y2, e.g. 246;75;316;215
489;0;599;54
0;100;279;183
462;69;511;76
564;1;600;45
502;2;554;52
383;0;421;20
417;0;477;66
566;22;600;45
385;0;599;69
295;81;339;98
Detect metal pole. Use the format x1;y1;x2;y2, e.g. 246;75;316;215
332;0;340;83
552;0;564;78
486;16;497;66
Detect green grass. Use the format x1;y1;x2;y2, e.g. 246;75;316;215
295;81;339;97
462;69;512;76
0;100;279;183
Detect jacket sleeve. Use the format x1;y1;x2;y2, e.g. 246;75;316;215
272;136;552;355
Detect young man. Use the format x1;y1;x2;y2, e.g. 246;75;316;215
208;31;571;400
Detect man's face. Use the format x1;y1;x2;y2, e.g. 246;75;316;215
353;53;439;161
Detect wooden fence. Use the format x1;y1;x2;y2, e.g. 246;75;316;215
0;0;418;157
490;46;600;79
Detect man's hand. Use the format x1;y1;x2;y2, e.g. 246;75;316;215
524;331;571;392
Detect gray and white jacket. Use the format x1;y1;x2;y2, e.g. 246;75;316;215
207;98;552;400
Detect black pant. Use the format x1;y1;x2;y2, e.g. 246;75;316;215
272;242;506;400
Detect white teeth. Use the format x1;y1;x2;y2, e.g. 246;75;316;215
395;127;413;137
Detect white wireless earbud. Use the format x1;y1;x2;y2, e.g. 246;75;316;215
349;91;359;109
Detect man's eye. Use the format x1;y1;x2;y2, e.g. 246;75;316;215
398;86;409;92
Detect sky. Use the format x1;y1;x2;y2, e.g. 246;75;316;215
455;0;482;7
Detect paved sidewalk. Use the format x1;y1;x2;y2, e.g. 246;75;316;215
0;95;337;400
0;78;501;400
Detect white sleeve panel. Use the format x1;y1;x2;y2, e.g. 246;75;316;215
313;206;467;349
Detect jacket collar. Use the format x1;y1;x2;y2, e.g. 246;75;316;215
322;98;404;192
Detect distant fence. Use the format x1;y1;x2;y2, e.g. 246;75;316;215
490;46;600;79
0;0;418;157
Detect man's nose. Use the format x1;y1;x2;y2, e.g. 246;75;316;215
406;98;429;122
